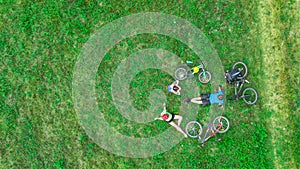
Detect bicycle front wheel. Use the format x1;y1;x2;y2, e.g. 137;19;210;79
198;71;211;84
242;87;258;105
232;62;248;78
175;68;188;80
213;116;230;134
185;121;203;138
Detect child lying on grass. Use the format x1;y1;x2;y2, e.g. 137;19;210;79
168;80;181;95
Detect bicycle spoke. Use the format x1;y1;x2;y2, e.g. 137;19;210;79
242;88;258;105
185;121;202;138
175;68;187;80
213;116;230;134
198;71;211;84
232;62;248;78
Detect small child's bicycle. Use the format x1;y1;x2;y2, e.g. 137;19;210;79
175;61;211;84
185;116;230;146
225;62;258;105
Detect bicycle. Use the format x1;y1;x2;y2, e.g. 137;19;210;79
185;116;230;146
225;62;258;105
174;60;211;84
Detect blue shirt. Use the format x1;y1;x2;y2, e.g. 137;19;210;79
209;90;224;105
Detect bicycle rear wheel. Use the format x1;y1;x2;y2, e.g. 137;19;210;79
213;116;230;133
198;71;211;84
185;121;202;138
175;68;187;80
232;62;248;78
242;87;258;105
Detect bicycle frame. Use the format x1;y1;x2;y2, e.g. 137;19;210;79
198;122;222;145
233;78;249;100
175;60;211;83
189;62;205;74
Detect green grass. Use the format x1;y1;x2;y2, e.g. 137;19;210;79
258;0;299;168
0;0;299;168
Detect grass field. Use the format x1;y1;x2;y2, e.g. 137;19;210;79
0;0;299;168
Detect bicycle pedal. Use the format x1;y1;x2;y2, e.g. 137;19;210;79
215;139;221;142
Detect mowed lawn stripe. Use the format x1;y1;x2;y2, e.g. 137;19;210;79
258;0;298;168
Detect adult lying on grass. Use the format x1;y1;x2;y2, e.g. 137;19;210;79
184;85;224;108
168;80;181;95
154;103;187;138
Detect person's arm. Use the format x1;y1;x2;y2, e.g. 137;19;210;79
172;80;179;85
218;85;222;91
174;90;181;95
218;104;223;108
171;89;180;95
176;84;181;90
155;103;167;120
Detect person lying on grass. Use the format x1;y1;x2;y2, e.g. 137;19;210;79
168;80;181;95
154;103;187;138
183;85;224;108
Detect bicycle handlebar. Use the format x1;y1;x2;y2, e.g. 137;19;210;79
186;60;193;64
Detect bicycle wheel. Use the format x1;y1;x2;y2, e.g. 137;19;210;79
232;62;248;78
185;121;203;138
213;116;230;134
198;71;211;84
175;68;187;80
242;87;258;105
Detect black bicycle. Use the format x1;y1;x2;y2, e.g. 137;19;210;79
225;62;258;105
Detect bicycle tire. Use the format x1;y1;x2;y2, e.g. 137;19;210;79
175;68;187;80
185;121;203;138
242;87;258;105
198;71;211;84
213;116;230;134
232;62;248;78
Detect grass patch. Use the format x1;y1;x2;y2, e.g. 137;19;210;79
258;0;299;168
0;0;298;168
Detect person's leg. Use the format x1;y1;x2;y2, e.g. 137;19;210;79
169;121;187;137
202;100;211;107
177;85;181;95
183;98;191;104
200;93;210;100
191;97;203;104
172;90;179;95
174;115;183;126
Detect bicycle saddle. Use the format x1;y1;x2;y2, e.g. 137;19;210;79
225;69;242;83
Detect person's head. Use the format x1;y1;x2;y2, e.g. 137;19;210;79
162;114;169;120
217;94;224;100
173;85;179;91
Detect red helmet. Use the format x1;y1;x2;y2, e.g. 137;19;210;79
162;114;169;120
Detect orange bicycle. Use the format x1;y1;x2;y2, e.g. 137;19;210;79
185;116;230;146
